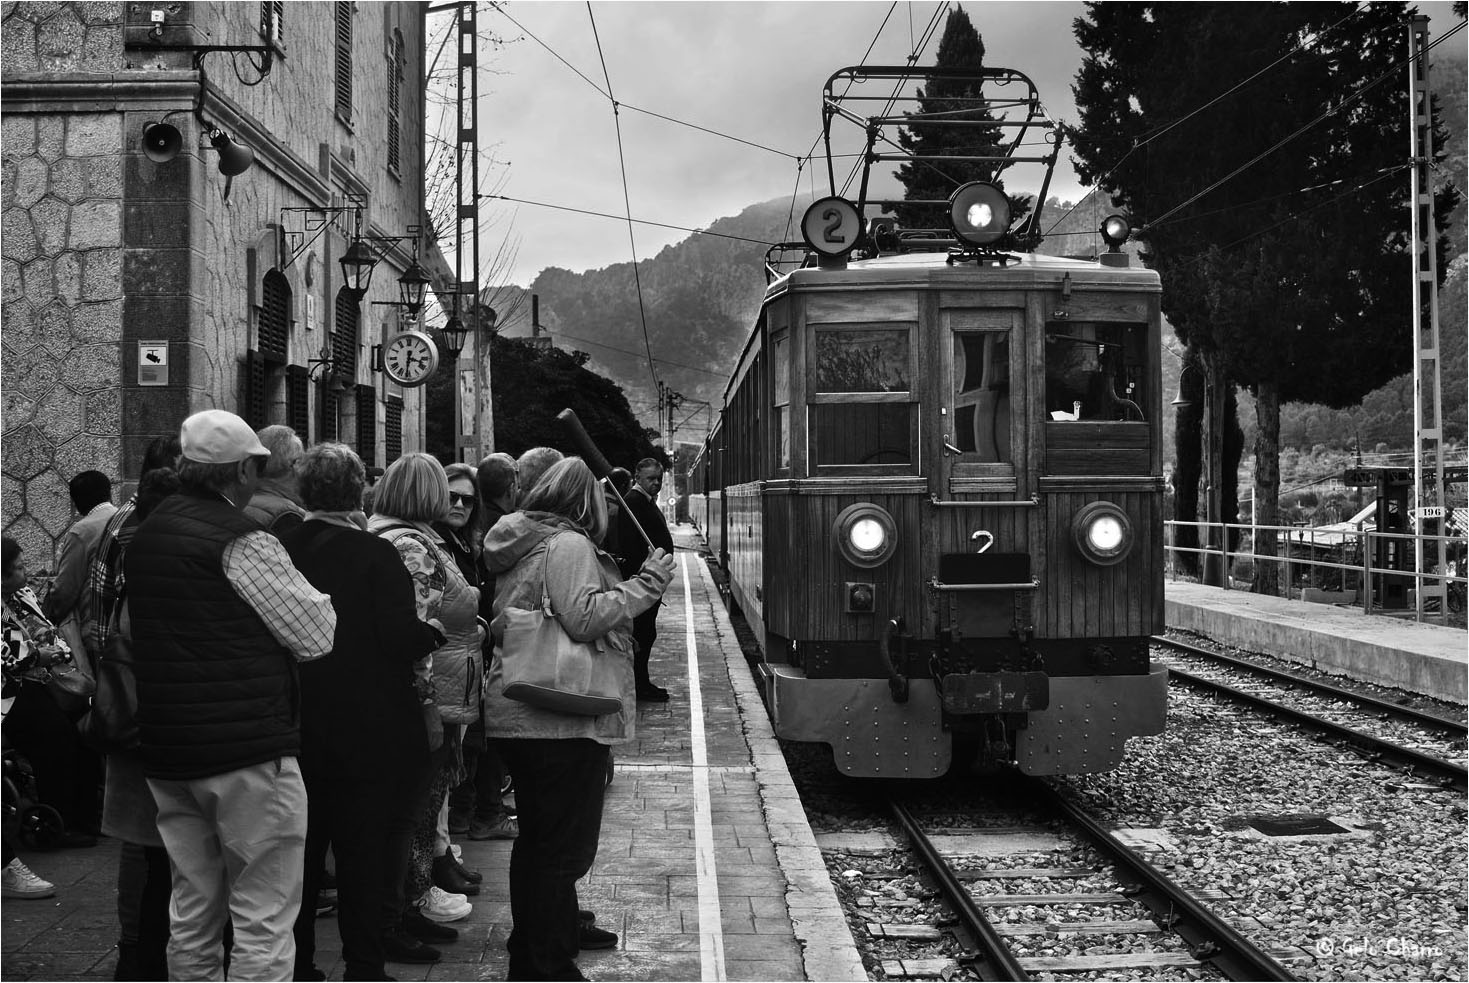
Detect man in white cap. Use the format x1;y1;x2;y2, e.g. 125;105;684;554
125;409;337;981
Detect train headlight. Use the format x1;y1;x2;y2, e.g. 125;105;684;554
949;182;1012;247
833;503;898;568
1071;501;1134;567
1100;214;1131;250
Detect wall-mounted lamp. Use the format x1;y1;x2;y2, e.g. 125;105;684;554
438;315;469;363
308;347;350;394
397;259;432;316
207;126;254;176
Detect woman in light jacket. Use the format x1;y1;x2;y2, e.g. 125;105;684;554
367;453;483;932
482;457;673;982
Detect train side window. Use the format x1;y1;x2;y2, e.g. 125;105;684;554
810;325;916;469
772;332;790;470
1044;322;1147;422
952;330;1011;463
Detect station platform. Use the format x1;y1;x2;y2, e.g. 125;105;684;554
1165;580;1467;704
1;525;865;982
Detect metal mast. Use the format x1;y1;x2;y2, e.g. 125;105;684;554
1407;15;1445;617
455;1;486;461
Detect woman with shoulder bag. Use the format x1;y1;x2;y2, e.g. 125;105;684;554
482;457;674;982
1;536;97;851
367;454;484;943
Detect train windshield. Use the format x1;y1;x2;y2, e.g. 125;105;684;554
1044;322;1148;423
810;325;917;468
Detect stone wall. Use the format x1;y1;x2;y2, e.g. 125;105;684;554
3;3;124;569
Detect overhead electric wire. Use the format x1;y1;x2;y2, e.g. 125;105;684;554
1043;1;1375;238
489;1;798;160
1140;18;1465;234
586;2;661;395
479;194;779;247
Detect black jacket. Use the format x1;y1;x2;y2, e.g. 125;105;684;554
127;490;299;780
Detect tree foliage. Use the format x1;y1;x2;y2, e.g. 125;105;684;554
892;6;1031;230
1070;2;1460;592
425;322;661;471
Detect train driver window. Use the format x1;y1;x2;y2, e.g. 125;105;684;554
1044;322;1147;423
772;332;790;470
952;331;1011;463
810;325;915;468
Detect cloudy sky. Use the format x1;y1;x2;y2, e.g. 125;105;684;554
433;1;1462;289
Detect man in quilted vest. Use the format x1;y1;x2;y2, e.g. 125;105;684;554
127;410;337;981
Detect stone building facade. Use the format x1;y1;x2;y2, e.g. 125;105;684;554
2;1;452;566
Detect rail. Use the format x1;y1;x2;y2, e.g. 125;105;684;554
1164;519;1467;625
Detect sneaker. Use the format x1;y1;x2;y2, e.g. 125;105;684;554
636;684;669;703
416;885;472;924
500;775;514;796
469;815;519;840
1;858;54;899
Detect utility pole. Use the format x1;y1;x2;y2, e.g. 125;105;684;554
1407;15;1446;617
450;0;484;462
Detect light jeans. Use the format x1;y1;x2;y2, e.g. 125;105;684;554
148;757;308;982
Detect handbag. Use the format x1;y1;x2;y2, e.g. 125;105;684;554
499;535;624;716
78;600;139;753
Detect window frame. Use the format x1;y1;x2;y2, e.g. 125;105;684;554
806;320;919;474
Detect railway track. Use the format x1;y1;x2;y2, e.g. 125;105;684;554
832;783;1305;981
1152;636;1468;794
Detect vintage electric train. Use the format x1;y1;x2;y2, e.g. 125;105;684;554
687;66;1168;779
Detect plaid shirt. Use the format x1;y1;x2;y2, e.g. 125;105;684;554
220;530;335;661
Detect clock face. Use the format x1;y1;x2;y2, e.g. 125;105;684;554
382;330;439;387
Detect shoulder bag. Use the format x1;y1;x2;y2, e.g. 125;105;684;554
78;599;138;753
499;534;623;716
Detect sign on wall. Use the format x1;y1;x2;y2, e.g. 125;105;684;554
138;341;168;386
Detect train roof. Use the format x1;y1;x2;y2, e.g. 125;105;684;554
765;250;1161;301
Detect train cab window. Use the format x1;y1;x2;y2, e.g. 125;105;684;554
952;331;1011;463
1044;322;1147;423
772;332;790;470
810;326;916;468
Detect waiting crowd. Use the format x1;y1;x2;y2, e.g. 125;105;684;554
1;409;679;982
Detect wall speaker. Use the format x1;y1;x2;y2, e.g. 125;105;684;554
141;122;183;163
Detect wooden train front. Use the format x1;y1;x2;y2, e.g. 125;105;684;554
720;251;1168;778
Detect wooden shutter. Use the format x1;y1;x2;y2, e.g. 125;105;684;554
334;2;353;122
258;269;291;362
356;384;377;465
386;30;403;172
384;395;403;463
244;349;268;429
320;389;338;442
286;364;310;436
333;289;359;376
260;1;283;44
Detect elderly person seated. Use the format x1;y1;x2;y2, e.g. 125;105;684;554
280;444;443;977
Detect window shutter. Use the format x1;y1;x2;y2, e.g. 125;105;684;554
320;389;338;442
286;364;310;436
332;289;359;377
386;29;402;172
384;395;403;463
260;1;283;44
334;2;353;122
244;349;267;429
356;384;377;465
258;269;291;362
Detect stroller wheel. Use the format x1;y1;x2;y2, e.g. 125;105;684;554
19;803;64;850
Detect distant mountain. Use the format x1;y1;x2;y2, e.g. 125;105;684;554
485;196;809;439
